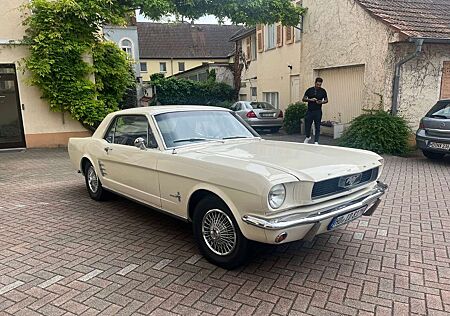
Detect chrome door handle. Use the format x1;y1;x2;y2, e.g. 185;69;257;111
104;147;112;153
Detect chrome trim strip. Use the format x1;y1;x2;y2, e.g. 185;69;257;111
426;128;450;134
242;181;387;230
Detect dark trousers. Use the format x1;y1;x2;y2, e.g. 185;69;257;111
305;110;322;142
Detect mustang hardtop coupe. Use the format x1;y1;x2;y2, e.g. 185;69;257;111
69;106;387;269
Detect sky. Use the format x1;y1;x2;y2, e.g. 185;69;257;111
136;11;231;25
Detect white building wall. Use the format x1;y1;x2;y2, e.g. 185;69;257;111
299;0;401;113
394;43;450;127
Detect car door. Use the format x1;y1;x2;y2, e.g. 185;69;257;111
99;114;161;208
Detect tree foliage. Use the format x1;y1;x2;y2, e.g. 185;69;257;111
23;0;304;126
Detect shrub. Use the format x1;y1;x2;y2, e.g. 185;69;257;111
151;77;234;105
338;110;412;155
283;102;308;134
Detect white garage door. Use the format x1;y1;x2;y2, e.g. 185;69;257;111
318;65;365;124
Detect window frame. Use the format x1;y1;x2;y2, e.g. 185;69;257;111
265;24;276;50
178;62;185;72
140;62;148;73
119;38;134;59
103;114;159;149
160;62;167;73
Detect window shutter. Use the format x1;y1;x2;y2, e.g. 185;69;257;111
246;37;251;59
257;24;264;53
285;27;293;44
276;24;283;47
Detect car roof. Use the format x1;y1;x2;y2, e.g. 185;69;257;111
115;105;231;116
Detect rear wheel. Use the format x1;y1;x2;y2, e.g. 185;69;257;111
84;161;109;201
193;196;249;269
422;150;445;160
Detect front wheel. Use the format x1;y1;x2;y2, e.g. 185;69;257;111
84;161;109;201
193;197;249;269
422;150;445;160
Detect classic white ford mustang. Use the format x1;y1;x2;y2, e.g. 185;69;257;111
68;106;387;269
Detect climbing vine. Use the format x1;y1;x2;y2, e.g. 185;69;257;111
23;0;134;127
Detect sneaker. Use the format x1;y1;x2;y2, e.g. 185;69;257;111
314;142;319;145
304;137;311;144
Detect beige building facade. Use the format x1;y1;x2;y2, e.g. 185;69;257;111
0;0;89;149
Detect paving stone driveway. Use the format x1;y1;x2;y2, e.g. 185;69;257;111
0;145;449;316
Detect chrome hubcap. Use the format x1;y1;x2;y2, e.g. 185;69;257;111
202;209;237;256
87;166;99;193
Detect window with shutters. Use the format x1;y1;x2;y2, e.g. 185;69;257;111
285;26;294;44
256;24;264;53
276;24;283;47
265;24;276;50
295;1;303;42
251;35;257;60
246;37;251;60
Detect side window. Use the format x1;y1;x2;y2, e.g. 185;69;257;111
104;115;158;149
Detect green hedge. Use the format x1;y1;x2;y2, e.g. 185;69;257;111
338;110;412;155
283;102;308;134
151;77;234;105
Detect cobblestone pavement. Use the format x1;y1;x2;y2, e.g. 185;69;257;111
0;140;449;315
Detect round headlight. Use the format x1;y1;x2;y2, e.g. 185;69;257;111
268;184;286;209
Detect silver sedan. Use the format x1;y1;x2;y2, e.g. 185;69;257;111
230;101;283;133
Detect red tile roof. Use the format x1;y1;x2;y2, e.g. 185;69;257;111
357;0;450;39
137;23;245;59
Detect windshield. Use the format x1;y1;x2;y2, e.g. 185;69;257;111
426;101;450;118
248;102;275;110
155;110;257;148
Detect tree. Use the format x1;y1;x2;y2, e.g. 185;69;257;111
23;0;305;127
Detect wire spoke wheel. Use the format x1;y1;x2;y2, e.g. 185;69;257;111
87;166;99;193
202;209;237;256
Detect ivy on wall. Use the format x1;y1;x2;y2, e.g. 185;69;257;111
23;0;134;127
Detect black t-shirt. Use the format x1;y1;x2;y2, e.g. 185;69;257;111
304;87;328;111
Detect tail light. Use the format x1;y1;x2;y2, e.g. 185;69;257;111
278;110;283;118
246;111;257;118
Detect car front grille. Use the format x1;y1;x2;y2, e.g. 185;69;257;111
312;167;379;200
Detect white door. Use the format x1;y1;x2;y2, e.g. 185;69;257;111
290;75;300;103
318;65;365;124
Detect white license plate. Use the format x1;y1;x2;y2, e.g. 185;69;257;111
428;142;450;150
261;113;275;118
328;206;367;230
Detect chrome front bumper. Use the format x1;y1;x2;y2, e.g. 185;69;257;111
242;181;388;230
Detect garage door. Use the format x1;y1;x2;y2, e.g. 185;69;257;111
318;65;365;124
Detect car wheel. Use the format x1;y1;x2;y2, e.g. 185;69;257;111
193;196;249;269
422;150;445;160
84;161;109;201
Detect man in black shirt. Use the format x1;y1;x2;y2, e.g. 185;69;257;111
302;77;328;144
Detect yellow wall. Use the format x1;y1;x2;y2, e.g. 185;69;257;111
0;1;89;148
238;28;302;111
140;58;230;81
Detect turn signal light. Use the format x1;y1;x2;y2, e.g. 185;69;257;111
246;111;257;118
278;111;284;118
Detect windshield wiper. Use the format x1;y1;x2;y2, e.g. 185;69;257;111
173;138;207;143
173;138;223;144
222;136;251;140
430;114;449;119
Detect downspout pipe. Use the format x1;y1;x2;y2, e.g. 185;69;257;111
391;39;424;115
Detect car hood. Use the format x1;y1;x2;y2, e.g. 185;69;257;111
182;139;381;182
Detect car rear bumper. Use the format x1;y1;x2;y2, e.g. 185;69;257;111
242;181;387;244
416;129;450;152
245;118;283;128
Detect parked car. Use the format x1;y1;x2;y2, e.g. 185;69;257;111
230;101;283;133
68;106;387;269
416;99;450;159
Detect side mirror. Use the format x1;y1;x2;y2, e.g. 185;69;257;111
134;137;147;150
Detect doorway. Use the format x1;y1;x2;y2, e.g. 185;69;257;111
0;64;26;149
